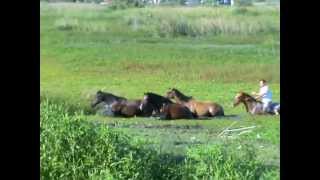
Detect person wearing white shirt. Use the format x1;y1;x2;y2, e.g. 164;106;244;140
252;79;273;113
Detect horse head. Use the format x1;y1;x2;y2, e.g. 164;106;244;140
91;90;106;108
233;92;256;107
166;88;192;102
91;90;127;108
139;92;151;111
166;88;176;99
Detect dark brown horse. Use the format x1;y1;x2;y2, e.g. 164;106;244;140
139;92;196;120
166;88;224;117
233;92;280;115
112;99;156;118
91;91;153;117
111;100;141;117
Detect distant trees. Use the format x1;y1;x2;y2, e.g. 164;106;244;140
40;0;277;6
40;0;105;3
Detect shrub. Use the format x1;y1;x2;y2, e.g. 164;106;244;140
235;0;253;6
110;0;145;10
181;142;278;179
54;18;79;31
40;100;182;179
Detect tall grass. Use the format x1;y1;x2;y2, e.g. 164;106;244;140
41;3;279;38
124;7;279;37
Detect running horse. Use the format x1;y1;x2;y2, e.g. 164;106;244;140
139;92;195;120
233;92;280;115
91;90;153;117
166;88;225;118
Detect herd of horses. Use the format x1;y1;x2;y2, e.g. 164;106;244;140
91;88;280;120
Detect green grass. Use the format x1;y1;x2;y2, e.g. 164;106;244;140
41;2;280;179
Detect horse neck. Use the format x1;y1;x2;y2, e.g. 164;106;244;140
149;96;168;110
243;99;258;113
161;98;172;106
173;96;186;104
173;91;191;104
116;96;127;102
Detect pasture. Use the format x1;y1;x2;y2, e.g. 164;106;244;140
40;2;280;179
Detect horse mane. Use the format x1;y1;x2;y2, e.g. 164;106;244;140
171;88;193;101
241;92;262;103
99;91;127;101
145;92;173;104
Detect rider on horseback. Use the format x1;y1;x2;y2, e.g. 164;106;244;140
252;79;273;113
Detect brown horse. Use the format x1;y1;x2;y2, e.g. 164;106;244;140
166;88;224;117
111;100;142;118
159;103;194;120
233;92;280;115
139;92;196;120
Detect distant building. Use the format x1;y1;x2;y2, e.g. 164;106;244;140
217;0;234;5
100;0;112;5
184;0;201;6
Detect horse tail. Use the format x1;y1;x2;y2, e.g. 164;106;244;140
217;107;225;116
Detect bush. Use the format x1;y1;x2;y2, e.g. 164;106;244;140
235;0;253;6
40;100;182;179
181;142;278;179
110;0;145;10
232;7;260;16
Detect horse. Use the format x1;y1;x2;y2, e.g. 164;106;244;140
159;103;194;120
166;88;224;118
139;92;173;115
91;90;153;117
139;92;196;120
91;90;127;108
233;92;280;115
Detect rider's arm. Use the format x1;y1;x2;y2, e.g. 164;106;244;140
255;94;263;99
255;86;268;99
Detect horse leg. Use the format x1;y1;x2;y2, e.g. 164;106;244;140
208;107;216;117
159;113;169;120
274;107;280;115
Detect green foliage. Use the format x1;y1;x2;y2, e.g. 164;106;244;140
182;142;278;179
40;101;181;179
232;7;260;16
235;0;253;6
110;0;146;10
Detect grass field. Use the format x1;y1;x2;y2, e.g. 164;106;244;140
40;2;280;179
